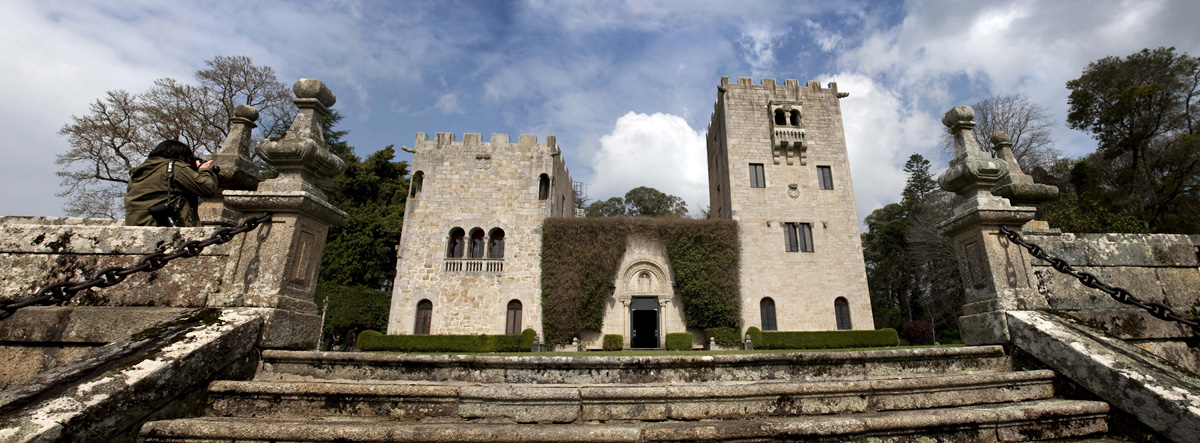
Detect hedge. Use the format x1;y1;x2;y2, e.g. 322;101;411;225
541;217;741;346
752;329;899;350
703;327;742;347
520;328;537;350
357;330;527;352
603;334;624;351
665;332;694;351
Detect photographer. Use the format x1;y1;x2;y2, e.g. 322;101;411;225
124;139;218;227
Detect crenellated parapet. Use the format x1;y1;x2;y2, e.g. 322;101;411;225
718;76;843;96
411;132;560;155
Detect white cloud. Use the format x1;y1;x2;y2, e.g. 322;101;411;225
585;112;708;214
836;73;943;223
435;93;463;114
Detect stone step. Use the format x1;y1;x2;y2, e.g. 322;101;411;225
209;370;1058;423
141;399;1109;442
257;345;1011;384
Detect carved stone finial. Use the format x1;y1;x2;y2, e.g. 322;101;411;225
989;130;1059;211
937;105;1011;216
254;79;346;199
942;106;976;133
234;104;259;121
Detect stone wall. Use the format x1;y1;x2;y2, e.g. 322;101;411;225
1022;230;1200;372
586;235;689;349
388;133;573;336
707;77;873;332
0;217;234;308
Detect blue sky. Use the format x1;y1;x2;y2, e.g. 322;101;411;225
3;0;1199;224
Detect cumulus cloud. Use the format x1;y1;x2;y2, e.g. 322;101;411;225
435;93;463;114
584;112;708;215
836;73;943;223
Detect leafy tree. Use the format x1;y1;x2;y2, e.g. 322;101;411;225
314;283;391;350
1067;47;1199;171
585;197;627;217
901;154;937;209
624;186;688;216
583;187;689;217
1061;47;1200;233
862;153;963;341
56;56;295;217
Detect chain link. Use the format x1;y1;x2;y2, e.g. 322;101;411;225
998;225;1200;339
0;213;272;320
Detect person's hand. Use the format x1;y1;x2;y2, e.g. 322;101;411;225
198;160;214;170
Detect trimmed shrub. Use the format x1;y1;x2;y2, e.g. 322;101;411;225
665;332;694;351
754;329;899;350
357;330;525;352
540;217;741;346
704;327;742;347
745;326;763;345
901;320;934;345
602;334;624;351
520;328;537;351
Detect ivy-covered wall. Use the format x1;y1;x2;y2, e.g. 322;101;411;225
541;217;740;345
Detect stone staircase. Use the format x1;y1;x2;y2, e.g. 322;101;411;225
139;346;1110;442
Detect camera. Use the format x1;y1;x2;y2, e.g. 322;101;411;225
193;156;221;175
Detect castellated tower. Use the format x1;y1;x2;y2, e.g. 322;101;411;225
707;77;874;332
388;133;574;335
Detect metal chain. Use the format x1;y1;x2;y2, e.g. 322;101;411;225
0;213;272;320
998;225;1200;337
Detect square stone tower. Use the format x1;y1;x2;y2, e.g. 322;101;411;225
388;133;573;335
707;77;874;332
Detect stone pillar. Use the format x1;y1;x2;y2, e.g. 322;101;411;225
936;106;1044;345
199;104;264;226
988;130;1059;232
218;79;347;349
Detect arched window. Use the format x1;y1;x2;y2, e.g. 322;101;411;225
760;297;777;331
410;171;424;198
538;174;550;200
774;109;786;125
468;228;486;258
505;299;522;334
488;228;505;259
835;297;852;330
446;228;465;258
415;299;433;335
790;109;801;126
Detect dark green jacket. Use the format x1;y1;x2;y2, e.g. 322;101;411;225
124;157;218;227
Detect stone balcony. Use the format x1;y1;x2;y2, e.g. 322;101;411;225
443;258;504;273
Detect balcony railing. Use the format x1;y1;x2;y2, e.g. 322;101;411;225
444;258;504;273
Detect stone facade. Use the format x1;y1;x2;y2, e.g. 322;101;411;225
388;77;877;342
388;133;573;335
706;77;874;332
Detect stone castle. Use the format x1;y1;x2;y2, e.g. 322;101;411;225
388;77;874;346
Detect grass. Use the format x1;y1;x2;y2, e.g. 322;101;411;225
368;343;966;357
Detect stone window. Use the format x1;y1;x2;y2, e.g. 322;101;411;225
446;228;466;258
538;174;550;200
760;297;777;331
410;171;424;198
784;222;814;252
818;166;833;190
774;109;787;125
468;228;486;259
415;299;433;335
790;109;801;126
488;228;505;259
749;163;766;188
505;299;522;334
835;297;852;330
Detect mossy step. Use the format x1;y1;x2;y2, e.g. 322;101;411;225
209;370;1057;422
142;399;1108;442
258;346;1010;384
